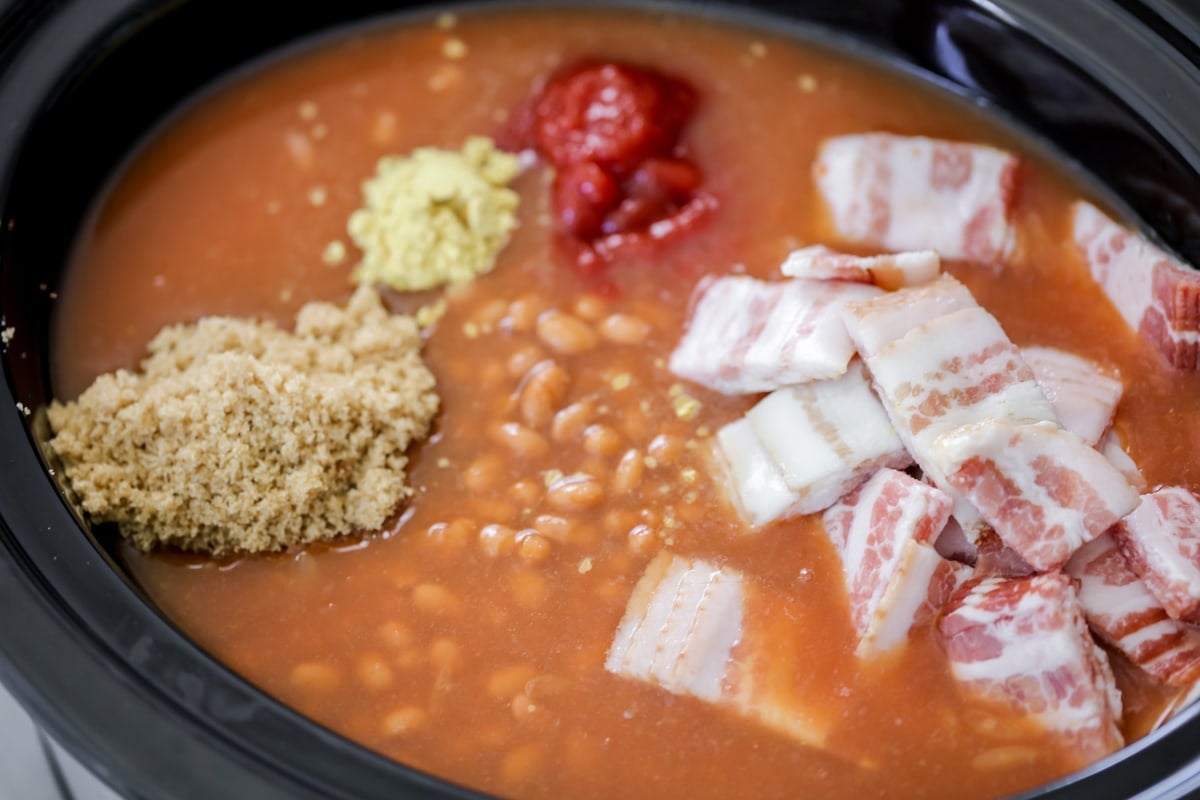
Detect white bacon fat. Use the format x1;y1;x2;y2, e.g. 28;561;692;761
814;133;1019;264
937;573;1124;767
1114;487;1200;623
822;469;968;658
1073;201;1200;370
669;275;880;395
1067;533;1200;686
780;245;941;290
1021;346;1123;446
711;419;807;528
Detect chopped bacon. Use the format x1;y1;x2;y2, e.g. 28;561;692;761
1098;428;1146;491
744;360;912;515
1113;487;1200;623
814;133;1019;264
822;468;969;658
841;275;979;359
934;420;1139;571
937;573;1124;767
1021;346;1123;446
1073;201;1200;370
1066;532;1200;686
669;275;880;394
855;303;1056;540
780;245;941;290
710;418;806;527
606;552;829;749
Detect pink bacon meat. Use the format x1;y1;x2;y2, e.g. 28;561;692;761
814;133;1019;264
1114;487;1200;623
937;572;1124;767
606;552;830;749
669;275;880;395
822;468;969;658
780;245;941;290
1021;346;1123;446
1066;532;1200;686
934;420;1139;571
1073;201;1200;370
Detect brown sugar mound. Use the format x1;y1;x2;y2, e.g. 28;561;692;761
47;287;439;556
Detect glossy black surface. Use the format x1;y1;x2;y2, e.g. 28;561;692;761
3;1;1200;798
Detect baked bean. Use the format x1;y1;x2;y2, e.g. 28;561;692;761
290;661;341;691
612;449;645;495
381;706;428;737
412;582;463;616
573;293;608;322
517;530;553;563
598;312;652;344
509;479;543;507
627;524;660;556
486;663;539;700
356;653;394;691
474;297;510;328
512;569;549;608
582;424;622;457
500;742;544;785
604;508;639;535
481;360;508;389
491;422;550;460
647;433;683;463
504;294;547;333
518;360;570;428
532;514;571;542
546;474;604;511
507;343;547;379
426;518;474;549
510;692;542;725
479;524;517;557
378;620;415;649
551;399;594;442
464;454;505;493
536;310;598;354
430;638;462;671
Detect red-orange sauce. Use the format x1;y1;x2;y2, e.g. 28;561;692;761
51;7;1200;799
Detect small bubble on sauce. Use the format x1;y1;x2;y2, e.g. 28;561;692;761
321;240;347;266
307;186;328;207
798;73;819;92
798;567;814;582
152;275;167;289
297;100;319;121
442;38;468;60
749;41;767;58
310;122;328;140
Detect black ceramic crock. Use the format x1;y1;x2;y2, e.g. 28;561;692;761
3;1;1200;798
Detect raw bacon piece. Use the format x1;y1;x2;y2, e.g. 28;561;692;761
606;552;829;749
934;419;1139;571
1098;428;1146;491
822;469;969;658
1073;201;1200;370
1022;346;1123;446
669;275;880;395
814;133;1019;264
1066;533;1200;686
1113;487;1200;623
780;245;940;290
711;418;804;527
745;361;912;515
859;304;1057;539
841;274;977;359
937;573;1124;767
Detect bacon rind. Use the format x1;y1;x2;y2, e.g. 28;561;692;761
814;133;1018;264
934;419;1139;571
937;572;1124;767
1113;487;1200;624
780;245;941;291
1066;532;1200;686
1072;201;1200;370
823;469;968;658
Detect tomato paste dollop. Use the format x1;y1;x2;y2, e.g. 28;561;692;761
511;61;716;269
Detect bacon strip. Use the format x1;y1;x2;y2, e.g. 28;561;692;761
744;360;912;515
841;274;978;359
780;245;940;290
814;133;1019;264
1098;428;1146;491
823;469;969;658
1066;532;1200;686
606;552;829;749
1073;201;1200;370
669;275;880;394
710;418;806;527
934;420;1139;571
937;573;1124;767
1021;346;1123;446
1113;487;1200;623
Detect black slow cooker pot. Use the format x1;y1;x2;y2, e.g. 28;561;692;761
4;1;1200;797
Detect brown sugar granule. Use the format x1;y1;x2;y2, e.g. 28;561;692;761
47;287;438;556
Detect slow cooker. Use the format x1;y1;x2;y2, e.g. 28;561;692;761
3;1;1200;797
